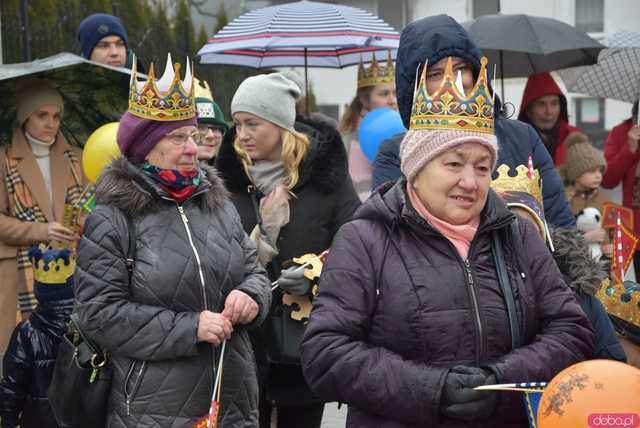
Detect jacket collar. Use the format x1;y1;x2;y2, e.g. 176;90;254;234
8;129;74;222
95;158;228;217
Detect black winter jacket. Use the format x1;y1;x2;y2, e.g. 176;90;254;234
301;180;594;427
372;14;576;228
216;117;361;404
0;299;72;428
74;160;271;427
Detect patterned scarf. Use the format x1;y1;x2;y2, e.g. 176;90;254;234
3;132;85;315
141;163;201;204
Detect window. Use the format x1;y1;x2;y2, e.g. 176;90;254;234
575;0;604;33
377;0;407;32
473;0;500;18
574;97;606;147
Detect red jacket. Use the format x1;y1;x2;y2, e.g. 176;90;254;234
601;118;640;236
518;72;581;165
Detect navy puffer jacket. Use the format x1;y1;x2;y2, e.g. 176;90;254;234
372;14;575;228
301;181;594;427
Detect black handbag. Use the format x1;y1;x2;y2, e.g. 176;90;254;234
267;290;307;365
48;215;136;428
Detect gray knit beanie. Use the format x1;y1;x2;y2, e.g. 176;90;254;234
400;128;499;182
231;73;300;131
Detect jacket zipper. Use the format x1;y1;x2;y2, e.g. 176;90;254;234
177;205;209;311
176;204;217;399
124;360;147;416
463;259;484;366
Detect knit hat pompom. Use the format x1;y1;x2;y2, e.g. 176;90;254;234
400;129;498;182
16;78;64;127
563;132;606;182
231;73;301;131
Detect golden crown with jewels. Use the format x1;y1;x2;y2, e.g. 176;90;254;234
128;53;195;121
410;56;495;134
357;51;395;89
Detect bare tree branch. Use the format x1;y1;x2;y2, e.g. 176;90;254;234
188;0;218;18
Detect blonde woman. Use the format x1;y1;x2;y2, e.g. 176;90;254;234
340;54;397;200
216;72;360;428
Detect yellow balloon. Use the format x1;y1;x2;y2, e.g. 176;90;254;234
82;122;121;183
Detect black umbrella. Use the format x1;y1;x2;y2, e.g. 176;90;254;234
463;14;604;99
0;53;132;147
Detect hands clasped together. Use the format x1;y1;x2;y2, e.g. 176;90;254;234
197;290;259;346
440;365;499;421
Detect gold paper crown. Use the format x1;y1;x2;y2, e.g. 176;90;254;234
194;76;214;100
29;245;76;285
128;53;195;121
357;51;395;89
597;278;640;328
491;164;543;209
410;56;494;134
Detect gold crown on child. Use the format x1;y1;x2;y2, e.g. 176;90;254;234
491;164;544;210
410;56;495;134
357;51;395;89
128;53;195;121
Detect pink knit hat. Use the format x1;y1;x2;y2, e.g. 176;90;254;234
400;129;498;182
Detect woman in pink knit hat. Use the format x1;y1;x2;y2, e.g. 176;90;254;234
301;57;594;427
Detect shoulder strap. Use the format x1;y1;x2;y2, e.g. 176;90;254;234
125;215;136;283
491;223;523;349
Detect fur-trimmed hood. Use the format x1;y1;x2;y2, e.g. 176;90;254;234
95;158;229;217
550;226;606;296
215;116;348;194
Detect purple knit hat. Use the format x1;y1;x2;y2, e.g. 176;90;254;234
117;112;197;164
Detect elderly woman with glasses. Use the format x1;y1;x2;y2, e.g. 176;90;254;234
73;58;271;427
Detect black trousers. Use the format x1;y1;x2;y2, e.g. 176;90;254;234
259;396;324;428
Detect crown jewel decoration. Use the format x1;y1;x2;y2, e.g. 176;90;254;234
357;51;395;89
128;53;195;121
491;163;543;209
410;56;495;134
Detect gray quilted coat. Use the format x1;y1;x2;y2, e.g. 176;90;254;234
74;159;271;427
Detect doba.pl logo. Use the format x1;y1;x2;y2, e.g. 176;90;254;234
588;414;640;428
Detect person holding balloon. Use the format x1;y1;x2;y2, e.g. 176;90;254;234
339;53;398;201
72;56;271;426
0;78;88;362
216;72;360;428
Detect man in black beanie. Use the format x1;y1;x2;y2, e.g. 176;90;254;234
78;13;129;68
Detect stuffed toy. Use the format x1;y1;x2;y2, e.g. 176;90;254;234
576;207;603;261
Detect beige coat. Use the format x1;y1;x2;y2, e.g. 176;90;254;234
0;129;84;355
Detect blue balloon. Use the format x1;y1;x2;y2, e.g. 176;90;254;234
358;107;406;162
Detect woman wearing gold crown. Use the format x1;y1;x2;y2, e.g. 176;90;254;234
300;57;594;427
0;78;86;363
340;53;398;201
72;55;271;427
216;72;360;428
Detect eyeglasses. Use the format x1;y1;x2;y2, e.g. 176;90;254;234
166;131;203;146
198;125;224;136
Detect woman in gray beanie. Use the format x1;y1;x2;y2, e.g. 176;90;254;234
0;78;87;360
216;72;360;428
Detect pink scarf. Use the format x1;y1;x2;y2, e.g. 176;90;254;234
406;183;480;259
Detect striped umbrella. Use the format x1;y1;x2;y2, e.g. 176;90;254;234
198;0;399;69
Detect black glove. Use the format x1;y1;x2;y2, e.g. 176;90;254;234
440;365;499;421
277;265;311;295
